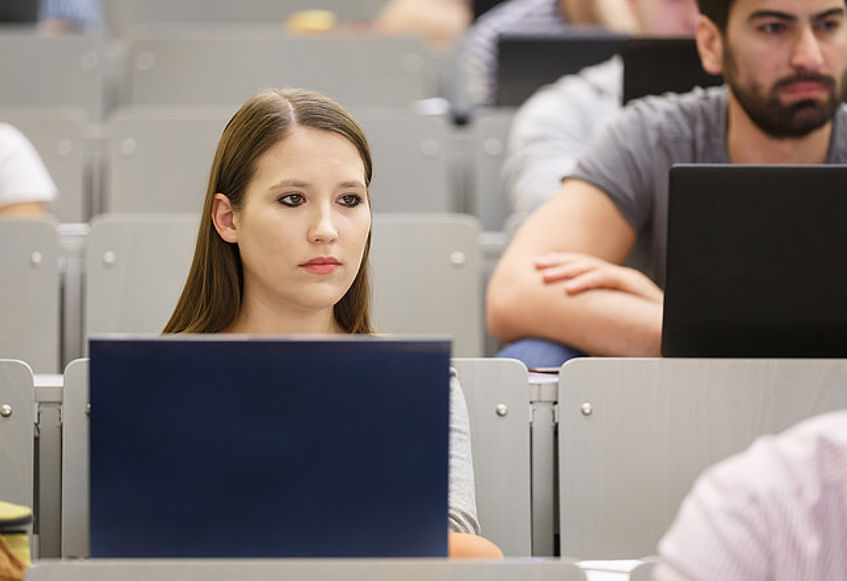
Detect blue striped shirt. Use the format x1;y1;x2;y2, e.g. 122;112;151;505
40;0;102;32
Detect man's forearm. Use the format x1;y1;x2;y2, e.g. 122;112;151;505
488;281;663;356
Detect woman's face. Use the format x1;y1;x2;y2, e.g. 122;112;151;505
221;126;370;319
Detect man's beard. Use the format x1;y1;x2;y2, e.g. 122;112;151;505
723;47;845;138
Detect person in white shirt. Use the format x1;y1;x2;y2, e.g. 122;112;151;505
504;0;700;222
0;124;57;216
656;410;847;581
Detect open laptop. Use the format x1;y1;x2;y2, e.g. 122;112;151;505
662;164;847;357
495;32;626;106
88;335;451;558
0;0;38;24
622;37;723;104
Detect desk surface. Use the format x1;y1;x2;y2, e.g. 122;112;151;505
26;558;589;580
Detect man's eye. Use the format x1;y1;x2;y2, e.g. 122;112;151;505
279;193;304;207
339;194;362;207
817;18;842;33
760;22;787;34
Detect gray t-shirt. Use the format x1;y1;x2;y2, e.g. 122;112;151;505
570;86;847;284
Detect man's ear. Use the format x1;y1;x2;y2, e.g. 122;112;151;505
695;14;725;76
211;193;239;243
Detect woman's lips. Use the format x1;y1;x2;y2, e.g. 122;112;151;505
300;257;341;274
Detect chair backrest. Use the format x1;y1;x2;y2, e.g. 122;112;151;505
558;357;847;558
468;108;515;231
104;106;231;213
353;107;454;213
124;29;432;108
629;559;657;581
0;359;34;510
0;32;104;121
104;0;388;36
84;213;198;343
84;213;483;357
451;358;532;556
61;358;88;558
0;219;60;373
1;108;88;223
27;558;588;580
371;214;483;357
105;105;455;214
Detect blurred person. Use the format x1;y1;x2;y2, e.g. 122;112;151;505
373;0;473;49
460;0;638;106
39;0;102;34
504;0;700;222
0;123;56;216
656;411;847;580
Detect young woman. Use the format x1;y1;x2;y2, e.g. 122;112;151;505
164;88;501;559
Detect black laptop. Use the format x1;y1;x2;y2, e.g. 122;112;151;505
622;37;723;104
89;335;451;557
496;32;627;106
0;0;38;24
662;164;847;357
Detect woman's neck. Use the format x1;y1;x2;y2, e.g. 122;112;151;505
224;294;343;335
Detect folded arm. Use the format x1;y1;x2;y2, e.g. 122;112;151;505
486;179;663;356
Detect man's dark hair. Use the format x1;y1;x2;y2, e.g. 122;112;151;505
696;0;733;33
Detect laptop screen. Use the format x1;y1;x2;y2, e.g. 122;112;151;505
89;335;451;557
0;0;38;24
662;164;847;357
622;38;722;104
495;32;626;107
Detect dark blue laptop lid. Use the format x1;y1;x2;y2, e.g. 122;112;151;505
89;335;451;558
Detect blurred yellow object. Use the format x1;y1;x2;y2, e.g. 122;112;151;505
286;10;337;33
0;502;31;572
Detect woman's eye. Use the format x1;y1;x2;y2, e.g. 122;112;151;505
279;193;304;207
338;194;362;207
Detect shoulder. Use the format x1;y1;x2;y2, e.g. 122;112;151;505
475;0;563;28
541;55;622;102
829;103;847;160
680;411;847;538
657;412;847;579
596;85;728;155
0;123;29;146
0;123;39;162
578;55;623;96
621;86;727;132
702;411;847;498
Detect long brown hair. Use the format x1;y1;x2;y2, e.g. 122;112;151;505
163;89;374;334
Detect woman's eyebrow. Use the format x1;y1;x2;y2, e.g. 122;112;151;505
268;179;309;191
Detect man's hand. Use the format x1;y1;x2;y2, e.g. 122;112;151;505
535;252;663;303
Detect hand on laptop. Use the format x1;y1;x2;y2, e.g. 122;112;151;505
535;252;663;303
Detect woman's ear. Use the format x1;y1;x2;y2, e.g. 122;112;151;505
695;14;725;76
211;193;239;243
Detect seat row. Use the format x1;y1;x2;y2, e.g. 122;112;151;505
2;104;516;230
0;29;445;121
0;214;487;375
4;355;846;570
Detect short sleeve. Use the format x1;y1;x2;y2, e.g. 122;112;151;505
569;101;659;232
0;124;58;208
